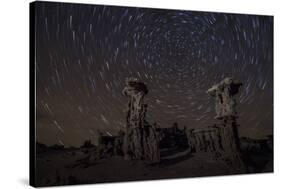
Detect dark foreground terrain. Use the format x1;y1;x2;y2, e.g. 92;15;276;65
35;139;273;187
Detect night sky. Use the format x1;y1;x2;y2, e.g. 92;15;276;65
35;2;273;147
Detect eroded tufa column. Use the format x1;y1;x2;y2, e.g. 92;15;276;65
122;78;160;162
207;77;246;172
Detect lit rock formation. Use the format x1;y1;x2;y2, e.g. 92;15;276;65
122;78;160;163
207;77;242;119
207;78;245;172
187;78;245;172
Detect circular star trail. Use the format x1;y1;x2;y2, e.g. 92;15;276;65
35;2;273;147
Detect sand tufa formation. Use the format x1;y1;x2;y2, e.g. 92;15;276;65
122;78;160;163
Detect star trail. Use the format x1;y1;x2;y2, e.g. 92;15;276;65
35;2;273;147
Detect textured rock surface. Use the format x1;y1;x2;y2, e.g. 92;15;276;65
187;120;245;172
186;127;222;153
207;77;242;119
207;78;245;171
122;78;160;162
216;118;245;172
187;78;245;172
